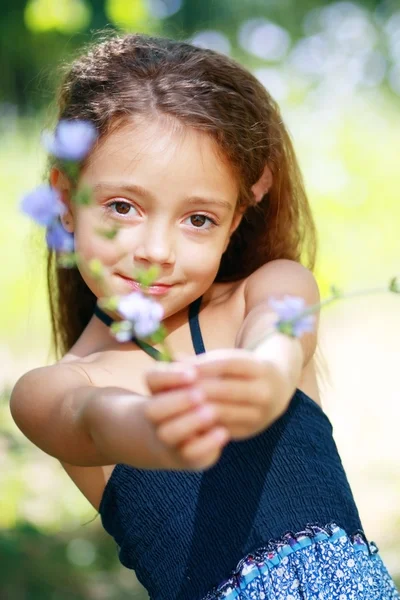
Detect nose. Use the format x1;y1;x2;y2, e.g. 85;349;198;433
133;221;175;267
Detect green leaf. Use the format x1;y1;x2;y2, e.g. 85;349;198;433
110;320;131;335
389;276;400;293
133;265;160;288
147;325;167;344
95;226;119;240
276;320;295;337
73;185;93;206
329;285;342;298
88;258;105;280
98;295;119;311
158;348;174;362
57;252;78;268
62;161;80;183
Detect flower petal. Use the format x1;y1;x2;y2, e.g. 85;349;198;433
46;221;75;252
269;294;315;338
42;120;98;162
20;184;65;226
117;292;163;340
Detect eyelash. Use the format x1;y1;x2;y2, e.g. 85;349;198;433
104;200;219;231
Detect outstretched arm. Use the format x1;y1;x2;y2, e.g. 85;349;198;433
236;258;320;394
10;363;227;470
146;259;321;444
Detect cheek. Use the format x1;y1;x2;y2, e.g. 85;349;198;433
73;213;123;267
179;238;224;277
75;234;121;267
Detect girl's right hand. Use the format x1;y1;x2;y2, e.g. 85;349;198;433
144;367;229;471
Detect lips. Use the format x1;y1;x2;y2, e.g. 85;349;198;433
116;274;173;295
118;275;172;287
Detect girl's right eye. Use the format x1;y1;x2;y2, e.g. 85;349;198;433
105;200;138;217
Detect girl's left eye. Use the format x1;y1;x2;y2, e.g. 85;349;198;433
184;214;217;230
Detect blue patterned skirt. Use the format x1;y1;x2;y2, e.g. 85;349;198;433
202;524;400;599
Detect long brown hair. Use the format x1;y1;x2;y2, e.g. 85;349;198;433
47;33;317;358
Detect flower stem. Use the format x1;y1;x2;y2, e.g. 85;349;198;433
246;282;397;351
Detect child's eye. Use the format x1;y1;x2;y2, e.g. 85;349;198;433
106;200;137;217
104;202;217;230
185;214;217;230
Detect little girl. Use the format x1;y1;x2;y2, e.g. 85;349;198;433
11;33;399;600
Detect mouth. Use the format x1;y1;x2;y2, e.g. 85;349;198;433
116;274;173;296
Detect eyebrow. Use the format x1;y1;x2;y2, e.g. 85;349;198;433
92;182;234;211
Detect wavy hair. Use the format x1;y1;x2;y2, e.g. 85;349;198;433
47;33;318;358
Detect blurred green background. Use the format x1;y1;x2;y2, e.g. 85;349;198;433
1;0;400;598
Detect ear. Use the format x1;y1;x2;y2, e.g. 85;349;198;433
50;167;75;233
251;164;273;203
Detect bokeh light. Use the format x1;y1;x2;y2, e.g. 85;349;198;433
105;0;153;31
24;0;91;33
66;538;97;567
238;18;291;61
147;0;182;19
190;30;231;55
253;67;289;102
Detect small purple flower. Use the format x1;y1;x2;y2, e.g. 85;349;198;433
20;184;65;226
269;295;316;338
118;292;164;338
46;221;75;253
42;119;98;162
134;315;160;338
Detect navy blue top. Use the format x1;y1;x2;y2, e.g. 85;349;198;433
98;296;363;600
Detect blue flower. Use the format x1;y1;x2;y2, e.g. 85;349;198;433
269;295;316;338
20;184;65;226
46;221;75;253
117;292;164;339
42;119;98;162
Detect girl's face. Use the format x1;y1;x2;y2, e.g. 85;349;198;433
54;117;242;320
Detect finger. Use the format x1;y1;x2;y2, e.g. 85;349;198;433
199;378;268;405
212;402;262;427
179;427;229;470
145;387;204;423
211;403;264;440
156;403;217;447
183;349;265;379
146;363;198;394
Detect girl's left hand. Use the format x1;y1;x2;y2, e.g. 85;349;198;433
145;349;295;442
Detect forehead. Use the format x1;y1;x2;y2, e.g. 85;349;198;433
81;117;239;199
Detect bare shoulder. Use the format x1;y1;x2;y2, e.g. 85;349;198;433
243;259;320;313
199;262;320;355
241;259;320;356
